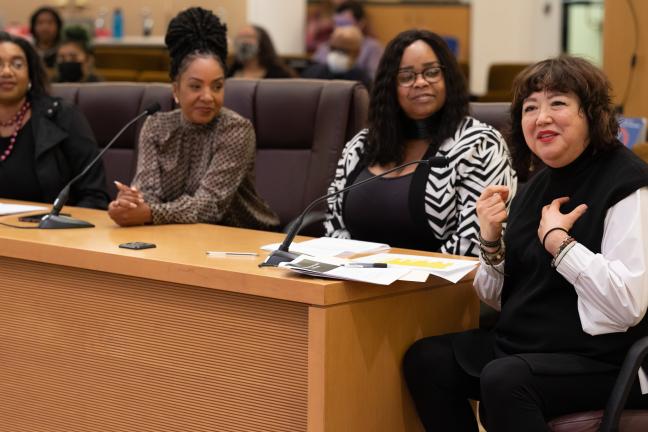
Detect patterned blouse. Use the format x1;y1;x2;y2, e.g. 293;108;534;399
323;116;517;257
132;108;279;230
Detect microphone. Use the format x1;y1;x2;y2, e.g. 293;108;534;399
260;156;449;267
39;102;162;229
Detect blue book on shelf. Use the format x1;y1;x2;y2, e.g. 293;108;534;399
618;117;647;149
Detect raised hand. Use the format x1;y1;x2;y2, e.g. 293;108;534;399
476;185;510;248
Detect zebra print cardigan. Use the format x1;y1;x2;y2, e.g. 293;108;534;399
323;116;517;257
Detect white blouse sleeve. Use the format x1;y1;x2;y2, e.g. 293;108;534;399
557;187;648;336
473;254;505;311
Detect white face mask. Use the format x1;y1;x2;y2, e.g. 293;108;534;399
326;51;351;74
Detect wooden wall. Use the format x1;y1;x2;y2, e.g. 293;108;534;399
1;0;247;39
603;0;647;118
362;4;470;63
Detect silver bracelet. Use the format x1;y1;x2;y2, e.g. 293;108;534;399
551;239;577;268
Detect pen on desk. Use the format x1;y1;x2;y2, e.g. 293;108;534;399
206;251;259;257
345;262;388;268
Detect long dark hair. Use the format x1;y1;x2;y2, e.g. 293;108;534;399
29;6;63;46
509;55;620;180
253;25;295;77
165;7;228;81
0;32;49;100
366;29;469;165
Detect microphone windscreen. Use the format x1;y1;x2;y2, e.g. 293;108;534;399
144;102;162;115
427;156;449;167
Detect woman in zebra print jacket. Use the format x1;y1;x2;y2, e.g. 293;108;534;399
323;29;517;257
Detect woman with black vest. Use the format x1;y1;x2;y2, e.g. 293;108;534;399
403;55;648;431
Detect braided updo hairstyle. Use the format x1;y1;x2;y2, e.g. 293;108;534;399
165;7;228;81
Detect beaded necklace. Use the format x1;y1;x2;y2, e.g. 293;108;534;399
0;100;31;162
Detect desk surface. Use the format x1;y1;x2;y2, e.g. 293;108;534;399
0;202;476;307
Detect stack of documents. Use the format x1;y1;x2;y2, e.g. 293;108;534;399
279;256;410;285
356;253;478;283
279;253;478;285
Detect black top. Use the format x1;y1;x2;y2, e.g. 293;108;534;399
301;63;372;90
344;167;436;251
0;121;43;202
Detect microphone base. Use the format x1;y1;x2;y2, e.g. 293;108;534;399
259;249;300;267
38;214;95;229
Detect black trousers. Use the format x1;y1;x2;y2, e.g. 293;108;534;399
402;333;648;432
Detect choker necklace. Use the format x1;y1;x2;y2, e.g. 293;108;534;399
402;116;436;140
1;100;31;162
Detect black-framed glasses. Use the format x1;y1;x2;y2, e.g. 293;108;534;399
396;66;444;87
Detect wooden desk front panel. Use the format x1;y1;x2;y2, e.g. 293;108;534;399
0;256;308;432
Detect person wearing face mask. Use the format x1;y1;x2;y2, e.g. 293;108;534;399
312;1;383;80
227;25;296;79
302;26;371;90
53;26;102;83
107;8;279;229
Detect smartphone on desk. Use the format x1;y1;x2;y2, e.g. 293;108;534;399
119;242;156;250
19;212;70;222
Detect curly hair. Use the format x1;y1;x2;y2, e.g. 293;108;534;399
165;7;228;80
366;29;469;165
0;32;49;100
29;6;62;46
509;55;620;180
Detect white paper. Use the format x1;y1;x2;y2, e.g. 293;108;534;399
280;256;409;285
262;237;390;258
0;203;46;216
353;253;478;283
398;270;430;282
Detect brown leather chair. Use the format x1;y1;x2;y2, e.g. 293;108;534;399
470;102;510;135
223;78;369;231
51;82;175;198
548;336;648;432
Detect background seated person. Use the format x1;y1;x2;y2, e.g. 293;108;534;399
312;1;383;80
0;32;108;209
302;26;371;90
29;6;62;69
324;29;516;256
227;24;296;79
403;56;648;431
108;7;279;230
53;26;102;83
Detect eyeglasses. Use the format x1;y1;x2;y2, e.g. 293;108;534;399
0;58;27;72
396;66;444;87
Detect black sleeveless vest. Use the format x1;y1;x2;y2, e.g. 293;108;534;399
496;144;648;369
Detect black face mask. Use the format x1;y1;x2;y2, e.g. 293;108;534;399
57;62;83;82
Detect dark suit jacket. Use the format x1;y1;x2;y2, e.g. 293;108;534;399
29;95;109;209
